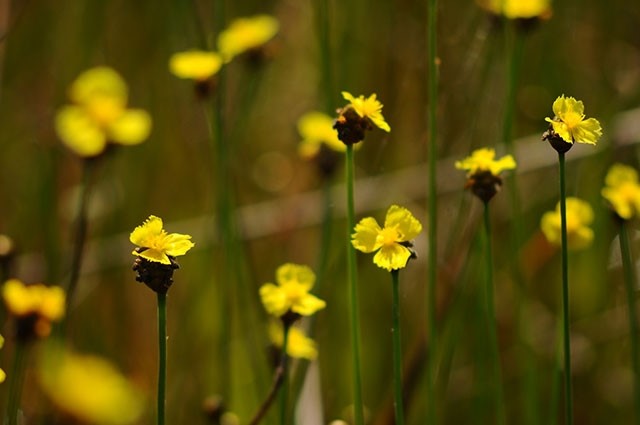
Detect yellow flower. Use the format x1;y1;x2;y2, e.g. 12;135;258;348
2;279;66;338
259;263;326;318
169;50;223;81
545;95;602;145
540;197;594;250
341;91;391;133
476;0;551;19
454;148;517;176
601;164;640;220
352;205;422;271
38;345;144;425
129;215;194;265
268;321;318;360
0;335;5;383
218;15;279;62
55;67;152;157
297;111;347;158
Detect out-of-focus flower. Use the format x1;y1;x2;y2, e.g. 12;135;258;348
352;205;422;272
218;15;279;62
2;279;65;339
169;50;223;81
544;95;602;151
476;0;551;19
541;197;594;250
259;263;326;320
298;112;347;158
0;335;5;383
130;215;194;265
268;321;318;360
455;147;516;202
38;345;144;425
55;67;152;157
602;164;640;220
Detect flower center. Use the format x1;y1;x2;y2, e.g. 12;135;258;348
378;227;399;246
561;111;582;129
86;96;124;127
285;283;306;304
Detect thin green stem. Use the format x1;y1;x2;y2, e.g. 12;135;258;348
279;326;291;425
483;201;506;425
317;0;334;113
620;220;640;423
426;0;438;422
391;269;405;425
5;341;28;425
558;152;573;425
157;292;167;425
346;145;364;425
549;317;564;425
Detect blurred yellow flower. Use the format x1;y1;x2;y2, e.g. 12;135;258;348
455;148;516;177
0;335;5;383
38;346;144;425
169;50;223;81
545;95;602;145
130;215;194;265
218;15;279;62
541;197;594;250
341;91;391;133
259;263;326;318
602;164;640;220
352;205;422;271
297;111;347;158
55;67;152;157
3;279;65;338
268;321;318;360
477;0;551;19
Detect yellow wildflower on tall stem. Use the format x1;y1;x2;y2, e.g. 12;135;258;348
334;91;390;425
543;95;602;425
130;215;194;425
456;147;516;424
602;164;640;420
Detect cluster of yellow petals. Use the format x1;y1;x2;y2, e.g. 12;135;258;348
540;197;594;250
38;345;144;425
268;321;318;360
601;164;640;220
297;111;348;158
545;95;603;145
342;91;391;133
259;263;326;318
454;147;517;177
129;215;195;265
2;279;65;338
55;67;152;157
352;205;422;272
476;0;551;19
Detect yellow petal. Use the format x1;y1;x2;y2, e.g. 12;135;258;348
373;244;412;271
164;233;195;257
218;15;279;62
169;50;223;80
352;217;383;253
384;205;422;242
70;67;128;106
276;263;315;292
259;283;289;317
292;293;326;316
132;249;171;265
55;106;107;157
108;109;152;145
268;322;318;360
571;117;602;145
129;216;164;246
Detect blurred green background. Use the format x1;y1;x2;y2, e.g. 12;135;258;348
1;0;640;423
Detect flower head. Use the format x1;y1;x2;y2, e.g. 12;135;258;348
259;263;326;321
544;95;602;150
55;67;152;157
218;15;279;62
2;279;66;340
38;345;145;425
334;91;390;145
602;164;640;220
455;148;516;202
352;205;422;272
477;0;551;19
541;197;594;250
130;215;194;265
268;321;318;360
169;50;223;81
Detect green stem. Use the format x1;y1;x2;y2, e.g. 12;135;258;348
558;152;573;425
346;145;364;425
426;0;438;422
620;220;640;423
391;269;405;425
549;317;563;425
157;292;167;425
5;341;28;425
279;326;290;425
316;0;334;113
483;201;506;425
